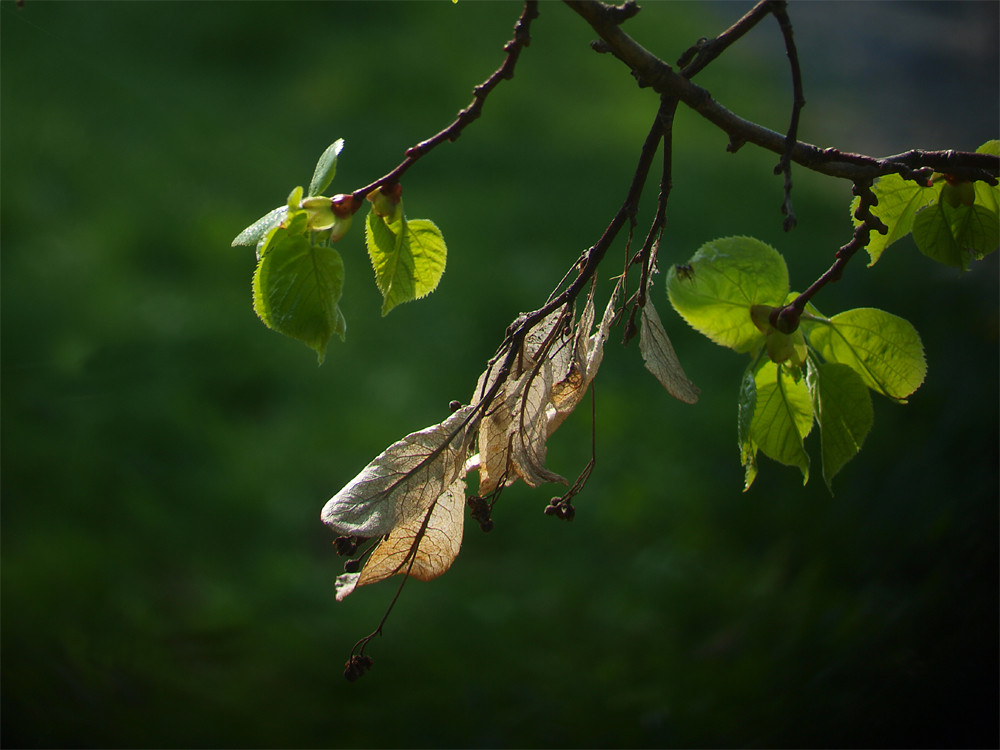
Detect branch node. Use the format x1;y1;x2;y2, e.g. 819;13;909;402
605;0;640;25
726;135;747;153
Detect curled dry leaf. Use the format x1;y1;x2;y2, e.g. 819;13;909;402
547;284;616;434
335;478;466;601
321;405;476;539
471;304;572;494
639;300;700;404
507;361;565;487
470;285;619;495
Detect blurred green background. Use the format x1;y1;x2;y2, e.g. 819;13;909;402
2;1;997;747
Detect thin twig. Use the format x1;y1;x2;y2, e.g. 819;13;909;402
564;0;999;185
350;1;539;205
624;96;678;344
678;0;771;78
768;0;805;231
771;180;888;333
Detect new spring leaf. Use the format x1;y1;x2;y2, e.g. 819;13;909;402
366;207;447;316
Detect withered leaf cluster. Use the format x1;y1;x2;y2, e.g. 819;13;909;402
323;284;697;600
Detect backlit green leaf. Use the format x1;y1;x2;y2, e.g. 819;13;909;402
852;173;937;265
747;361;812;487
231;205;288;248
738;360;758;491
978;140;1000;157
308;139;345;197
253;212;346;363
805;359;873;493
366;209;447;316
805;308;925;402
913;200;999;269
667;236;788;353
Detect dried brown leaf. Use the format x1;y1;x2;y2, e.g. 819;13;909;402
639;301;700;404
321;405;476;538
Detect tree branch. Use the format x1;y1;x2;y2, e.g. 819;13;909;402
351;1;540;205
678;0;771;78
563;0;999;185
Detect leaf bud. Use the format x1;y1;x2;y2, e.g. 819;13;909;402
774;305;800;334
941;178;975;208
300;196;338;231
764;328;807;366
449;400;462;412
750;304;775;333
344;558;362;573
328;194;358;242
366;183;403;219
286;185;304;210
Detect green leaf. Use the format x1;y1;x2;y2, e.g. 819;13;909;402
366;208;447;316
805;359;873;493
856;141;1000;267
667;236;788;353
253;212;346;363
308;139;345;198
805;308;925;402
738;359;759;491
973;178;999;215
852;173;937;265
747;361;812;487
978;140;1000;157
232;205;288;248
913;200;999;269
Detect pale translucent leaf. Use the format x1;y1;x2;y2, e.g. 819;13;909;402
520;306;569;377
470;362;512;496
547;286;617;435
639;301;700;404
475;385;512;495
321;405;475;538
334;572;361;602
354;477;465;589
508;361;565;487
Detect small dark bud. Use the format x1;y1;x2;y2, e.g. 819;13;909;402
557;503;576;521
344;654;374;682
449;400;462;412
479;519;495;533
774;306;800;335
334;536;359;557
345;558;362;574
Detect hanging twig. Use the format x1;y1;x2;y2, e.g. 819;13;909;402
768;0;805;231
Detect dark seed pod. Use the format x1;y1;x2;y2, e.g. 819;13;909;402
344;654;374;682
334;536;359;557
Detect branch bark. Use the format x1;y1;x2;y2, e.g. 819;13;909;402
563;0;999;185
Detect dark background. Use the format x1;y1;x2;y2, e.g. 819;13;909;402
2;2;997;747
